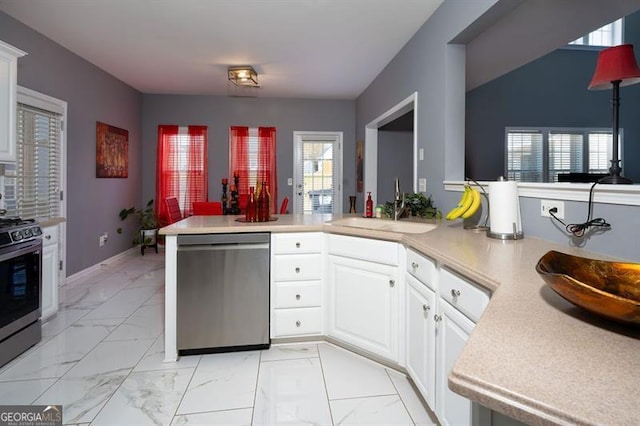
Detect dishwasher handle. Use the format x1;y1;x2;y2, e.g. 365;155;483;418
178;243;269;252
178;232;270;246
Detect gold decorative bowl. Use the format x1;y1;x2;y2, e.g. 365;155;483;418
536;250;640;325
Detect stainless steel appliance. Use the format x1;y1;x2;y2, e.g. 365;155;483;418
177;232;270;354
0;218;43;368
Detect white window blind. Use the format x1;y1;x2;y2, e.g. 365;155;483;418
507;131;543;182
548;132;583;182
4;103;61;219
588;133;612;173
506;127;617;182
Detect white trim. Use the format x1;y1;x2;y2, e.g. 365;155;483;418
364;92;418;209
444;180;640;206
17;86;68;283
65;247;139;286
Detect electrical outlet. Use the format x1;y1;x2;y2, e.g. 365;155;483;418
541;199;565;219
99;235;105;246
418;178;427;192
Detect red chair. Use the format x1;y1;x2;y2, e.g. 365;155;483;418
193;201;223;215
165;197;183;224
279;197;289;214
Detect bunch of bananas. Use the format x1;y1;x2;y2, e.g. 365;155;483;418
445;185;481;220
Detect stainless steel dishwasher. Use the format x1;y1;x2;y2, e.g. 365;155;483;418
176;232;270;355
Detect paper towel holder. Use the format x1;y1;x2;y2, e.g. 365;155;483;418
486;176;524;240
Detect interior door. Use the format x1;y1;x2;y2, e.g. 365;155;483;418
293;132;342;214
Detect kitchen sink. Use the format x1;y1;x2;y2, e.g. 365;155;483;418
329;217;437;234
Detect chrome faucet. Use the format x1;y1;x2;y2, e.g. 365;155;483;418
393;177;405;221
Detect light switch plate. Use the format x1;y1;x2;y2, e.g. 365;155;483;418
418;178;427;192
287;178;293;186
419;148;424;161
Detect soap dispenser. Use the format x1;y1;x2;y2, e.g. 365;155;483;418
365;192;373;217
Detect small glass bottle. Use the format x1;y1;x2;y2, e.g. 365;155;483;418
257;183;267;222
245;186;256;222
263;182;271;222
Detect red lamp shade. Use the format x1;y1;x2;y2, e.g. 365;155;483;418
588;44;640;90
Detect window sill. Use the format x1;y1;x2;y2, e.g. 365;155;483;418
443;181;640;207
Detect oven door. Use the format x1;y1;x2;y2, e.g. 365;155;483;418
0;239;42;342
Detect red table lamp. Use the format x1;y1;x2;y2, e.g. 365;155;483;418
588;44;640;184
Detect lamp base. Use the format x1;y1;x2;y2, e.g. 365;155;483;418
599;174;633;184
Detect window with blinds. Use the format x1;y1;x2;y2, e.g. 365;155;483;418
3;103;61;219
301;140;336;214
505;127;618;182
569;18;623;47
506;131;543;182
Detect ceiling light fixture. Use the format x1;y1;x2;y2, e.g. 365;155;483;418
228;66;259;87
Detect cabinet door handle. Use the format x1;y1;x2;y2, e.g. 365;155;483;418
296;242;301;248
45;235;51;240
389;279;395;288
295;267;300;273
295;294;301;300
433;314;442;322
451;289;461;297
411;262;419;269
423;304;430;312
296;320;301;327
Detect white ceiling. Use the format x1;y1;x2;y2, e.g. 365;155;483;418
0;0;443;99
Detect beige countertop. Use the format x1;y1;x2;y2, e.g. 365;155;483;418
160;214;640;425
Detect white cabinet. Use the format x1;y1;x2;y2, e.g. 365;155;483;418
41;225;59;320
435;268;491;426
326;234;401;362
406;272;436;409
270;232;324;338
0;40;26;162
405;249;490;426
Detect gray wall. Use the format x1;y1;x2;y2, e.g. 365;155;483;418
466;10;640;181
356;0;499;211
141;95;356;211
0;11;143;275
377;130;413;204
357;0;640;262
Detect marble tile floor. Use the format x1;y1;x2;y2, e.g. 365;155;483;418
0;250;435;425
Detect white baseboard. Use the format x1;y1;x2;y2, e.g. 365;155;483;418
64;247;139;286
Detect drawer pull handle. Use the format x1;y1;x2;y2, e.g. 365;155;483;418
411;262;419;269
434;314;442;322
451;289;461;297
296;320;301;327
296;242;301;248
389;279;395;288
295;267;300;273
423;304;430;312
45;235;52;240
296;294;301;300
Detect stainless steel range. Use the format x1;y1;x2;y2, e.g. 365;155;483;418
0;218;43;368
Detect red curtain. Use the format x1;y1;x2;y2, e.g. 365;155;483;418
230;126;277;214
156;125;208;224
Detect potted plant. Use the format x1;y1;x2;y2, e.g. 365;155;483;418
381;192;441;219
117;199;159;254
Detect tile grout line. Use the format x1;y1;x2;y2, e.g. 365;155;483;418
316;343;336;426
249;348;264;425
385;368;418;426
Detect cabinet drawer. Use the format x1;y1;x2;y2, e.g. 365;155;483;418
273;282;321;308
272;232;323;254
439;268;490;323
406;249;436;290
42;225;59;247
273;307;322;336
327;234;399;266
273;254;322;281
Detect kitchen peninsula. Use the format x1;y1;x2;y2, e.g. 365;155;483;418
160;214;640;425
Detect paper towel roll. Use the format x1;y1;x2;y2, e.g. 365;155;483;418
488;180;523;239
